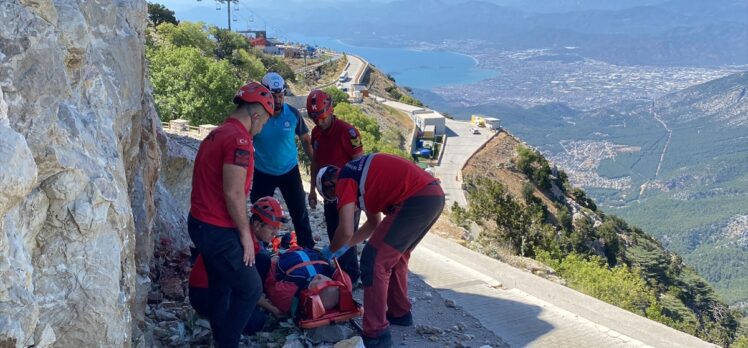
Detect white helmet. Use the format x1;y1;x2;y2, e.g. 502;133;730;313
261;72;285;93
316;166;339;202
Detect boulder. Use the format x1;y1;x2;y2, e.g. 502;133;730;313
0;1;161;346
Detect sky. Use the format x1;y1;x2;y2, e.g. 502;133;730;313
151;0;393;12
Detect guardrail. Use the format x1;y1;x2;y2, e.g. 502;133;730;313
436;133;447;166
351;55;369;85
456;128;502;183
295;54;342;75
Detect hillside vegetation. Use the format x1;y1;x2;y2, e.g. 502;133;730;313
455;132;747;346
321;87;411;159
363;65;424;107
449;71;748;311
144;16;412;162
145;20;295;125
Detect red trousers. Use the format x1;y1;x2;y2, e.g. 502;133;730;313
360;182;445;337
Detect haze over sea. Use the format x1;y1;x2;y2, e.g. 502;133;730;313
285;33;496;92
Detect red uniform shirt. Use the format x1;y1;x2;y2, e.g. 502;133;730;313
189;233;260;289
336;154;434;214
264;260;300;315
190;118;254;228
311;118;363;168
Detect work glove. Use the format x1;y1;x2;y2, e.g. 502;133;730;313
321;245;349;263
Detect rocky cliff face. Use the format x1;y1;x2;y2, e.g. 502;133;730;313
0;1;161;347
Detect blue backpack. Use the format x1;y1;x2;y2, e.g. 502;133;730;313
275;248;333;289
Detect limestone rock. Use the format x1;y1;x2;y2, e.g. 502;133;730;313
152;131;198;252
307;324;355;343
0;1;160;347
334;336;365;348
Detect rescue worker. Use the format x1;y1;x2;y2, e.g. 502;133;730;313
188;82;274;348
188;197;289;334
251;72;316;248
306;89;364;283
317;154;445;348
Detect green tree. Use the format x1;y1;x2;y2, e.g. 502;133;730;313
231;49;266;81
147;2;178;27
537;251;661;318
465;177;550;256
322;87;350;106
258;54;296;82
385;85;402;100
148;46;241;125
515;145;552;189
335;103;381;138
399;94;424;107
333;102;409;159
210;27;250;60
155;22;215;55
733;335;748;348
522;182;537;204
571;187;597;211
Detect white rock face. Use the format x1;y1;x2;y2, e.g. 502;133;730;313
0;1;160;347
153;132;198;251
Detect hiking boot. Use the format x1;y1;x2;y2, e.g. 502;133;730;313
386;311;413;326
362;330;393;348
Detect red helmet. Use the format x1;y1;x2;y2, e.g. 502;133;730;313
234;82;274;115
306;89;334;121
251;197;288;228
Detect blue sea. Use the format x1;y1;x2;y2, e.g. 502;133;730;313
284;33;496;91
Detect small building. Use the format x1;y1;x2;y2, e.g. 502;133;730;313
484;117;501;130
249;37;267;47
472;114;500;130
416;112;445;136
422;125;436;139
262;38;284;55
283;46;304;58
351;90;363;103
263;46;282;55
471;115;486;127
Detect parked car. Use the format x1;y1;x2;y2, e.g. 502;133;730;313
471;128;481;135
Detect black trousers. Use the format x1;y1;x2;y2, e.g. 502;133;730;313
188;216;263;348
324;200;361;283
251;166;314;248
189;287;267;336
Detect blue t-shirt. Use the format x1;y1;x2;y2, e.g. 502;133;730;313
254;104;309;175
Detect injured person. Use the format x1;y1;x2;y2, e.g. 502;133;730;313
189;218;360;336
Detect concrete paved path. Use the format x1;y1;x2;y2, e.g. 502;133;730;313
366;95;495;208
409;234;718;348
432;119;493;207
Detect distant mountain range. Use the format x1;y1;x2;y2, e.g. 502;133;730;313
176;0;747;67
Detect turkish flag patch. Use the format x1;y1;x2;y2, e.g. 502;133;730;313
237;137;249;146
233;149;251;167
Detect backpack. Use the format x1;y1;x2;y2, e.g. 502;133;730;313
275;248;333;290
